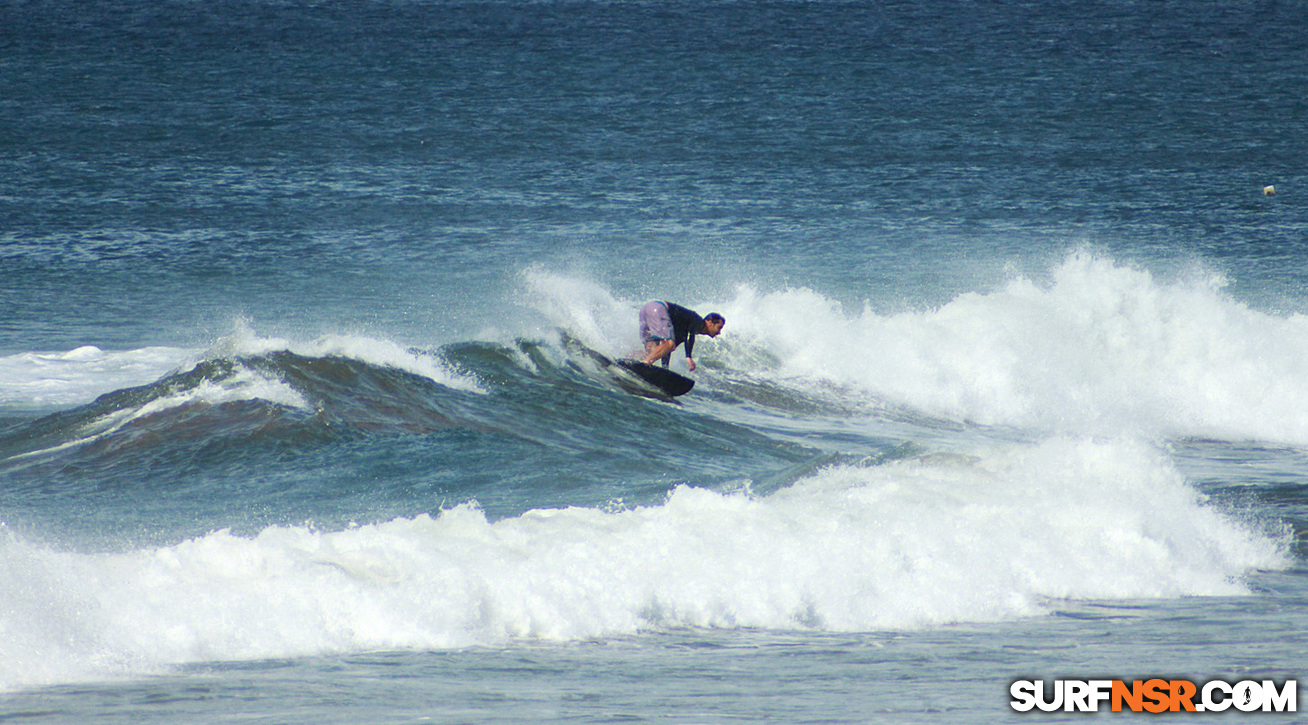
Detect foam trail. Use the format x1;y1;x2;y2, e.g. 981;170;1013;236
717;252;1308;443
0;438;1286;691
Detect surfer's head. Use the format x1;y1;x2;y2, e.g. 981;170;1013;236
703;312;726;337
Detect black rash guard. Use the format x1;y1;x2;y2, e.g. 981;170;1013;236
663;302;706;362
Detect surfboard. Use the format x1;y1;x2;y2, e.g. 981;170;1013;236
615;360;695;397
560;332;695;399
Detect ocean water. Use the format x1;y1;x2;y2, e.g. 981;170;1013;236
2;0;1307;721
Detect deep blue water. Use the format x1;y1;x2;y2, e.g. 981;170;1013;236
2;1;1307;721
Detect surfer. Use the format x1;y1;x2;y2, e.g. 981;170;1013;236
638;301;725;371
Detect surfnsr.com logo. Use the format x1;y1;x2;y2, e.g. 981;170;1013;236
1010;679;1297;713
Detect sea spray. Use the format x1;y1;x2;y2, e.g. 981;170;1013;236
0;437;1286;692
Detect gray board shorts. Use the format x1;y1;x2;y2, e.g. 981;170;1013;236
639;301;673;343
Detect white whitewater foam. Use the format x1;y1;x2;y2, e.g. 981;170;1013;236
0;437;1286;691
716;252;1308;443
0;345;195;410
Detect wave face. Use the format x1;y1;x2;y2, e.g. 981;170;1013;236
0;330;478;472
0;323;819;549
0;437;1285;691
